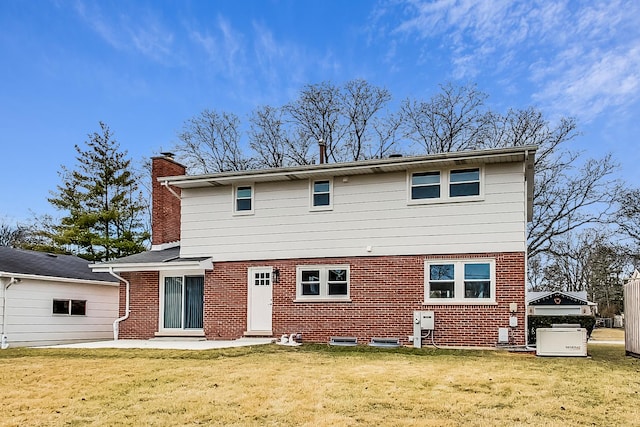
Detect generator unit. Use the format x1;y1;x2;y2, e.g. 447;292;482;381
536;327;587;357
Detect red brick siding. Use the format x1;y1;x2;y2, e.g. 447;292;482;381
151;156;185;246
118;252;525;347
117;271;159;339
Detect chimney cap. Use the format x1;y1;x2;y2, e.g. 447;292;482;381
160;152;175;158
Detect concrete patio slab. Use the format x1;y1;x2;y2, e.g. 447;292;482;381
38;337;276;350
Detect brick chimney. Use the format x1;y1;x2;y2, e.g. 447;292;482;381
151;153;186;247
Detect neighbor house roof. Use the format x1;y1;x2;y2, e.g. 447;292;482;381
527;291;596;306
89;246;213;273
0;246;118;284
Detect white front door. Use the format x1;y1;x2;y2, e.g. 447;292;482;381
247;267;273;333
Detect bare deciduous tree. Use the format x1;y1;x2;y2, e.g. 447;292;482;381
249;105;287;168
284;81;346;163
175;109;252;174
531;229;628;316
341;79;392;160
401;82;489;153
614;187;640;246
0;221;27;247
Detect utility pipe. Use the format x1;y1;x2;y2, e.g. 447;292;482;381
1;277;19;350
108;268;130;341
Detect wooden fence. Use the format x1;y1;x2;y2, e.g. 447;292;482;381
625;270;640;358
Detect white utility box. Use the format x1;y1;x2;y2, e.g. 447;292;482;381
412;311;435;348
536;328;587;357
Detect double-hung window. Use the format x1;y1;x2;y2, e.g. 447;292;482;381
311;179;332;210
234;185;254;214
450;168;480;197
296;265;349;300
411;172;440;200
425;259;495;303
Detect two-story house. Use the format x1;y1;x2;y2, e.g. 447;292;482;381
91;145;536;347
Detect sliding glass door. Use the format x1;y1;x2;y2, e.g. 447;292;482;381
163;275;204;330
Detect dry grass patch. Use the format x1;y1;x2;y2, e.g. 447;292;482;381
1;344;639;426
591;327;625;341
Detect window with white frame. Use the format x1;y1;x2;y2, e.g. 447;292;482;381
296;265;349;300
425;259;495;302
234;185;254;214
449;168;480;197
311;179;332;210
52;299;86;315
411;171;441;200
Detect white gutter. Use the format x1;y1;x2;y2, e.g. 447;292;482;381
1;277;20;350
161;180;182;200
107;268;130;341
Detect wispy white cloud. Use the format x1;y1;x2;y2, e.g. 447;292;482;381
72;0;176;64
378;0;640;122
189;15;247;79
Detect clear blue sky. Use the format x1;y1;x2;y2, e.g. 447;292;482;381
1;0;639;224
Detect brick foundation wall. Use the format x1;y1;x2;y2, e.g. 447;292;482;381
117;271;159;339
118;252;525;347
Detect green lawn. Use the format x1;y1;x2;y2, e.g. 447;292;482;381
1;344;638;426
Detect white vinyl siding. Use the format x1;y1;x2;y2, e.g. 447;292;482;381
180;162;527;261
1;278;118;347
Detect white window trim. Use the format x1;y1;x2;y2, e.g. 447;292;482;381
407;166;484;205
309;178;333;211
232;184;254;216
52;299;87;316
449;168;483;199
159;269;205;332
295;264;350;302
424;259;496;304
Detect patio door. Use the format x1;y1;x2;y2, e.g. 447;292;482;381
163;275;204;330
247;267;273;333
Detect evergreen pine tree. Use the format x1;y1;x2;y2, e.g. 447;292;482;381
48;122;149;261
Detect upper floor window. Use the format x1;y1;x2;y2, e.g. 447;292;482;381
425;259;495;303
450;168;480;197
411;172;440;200
234;185;254;214
310;179;333;210
296;265;349;301
408;167;482;204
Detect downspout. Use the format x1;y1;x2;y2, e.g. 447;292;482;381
108;268;130;341
1;277;20;350
161;181;181;200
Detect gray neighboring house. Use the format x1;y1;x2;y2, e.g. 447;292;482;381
527;291;597;316
0;247;119;348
